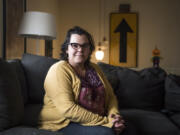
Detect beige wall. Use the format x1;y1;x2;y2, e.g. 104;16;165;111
26;0;61;56
1;0;180;74
132;0;180;74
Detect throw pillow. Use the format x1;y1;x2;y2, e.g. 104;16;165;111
7;59;28;105
165;74;180;112
116;67;167;111
0;59;24;131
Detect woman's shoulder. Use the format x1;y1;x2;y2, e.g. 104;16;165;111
51;60;69;68
89;62;105;77
90;62;101;71
49;60;72;72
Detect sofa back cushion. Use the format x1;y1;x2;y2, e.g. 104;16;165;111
98;62;167;111
0;59;24;131
165;74;180;112
97;62;119;91
116;67;167;111
21;54;59;103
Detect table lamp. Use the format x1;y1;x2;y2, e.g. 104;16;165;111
18;11;56;57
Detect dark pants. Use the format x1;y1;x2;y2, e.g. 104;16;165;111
59;122;138;135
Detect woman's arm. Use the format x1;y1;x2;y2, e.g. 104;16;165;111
92;63;120;127
102;74;121;127
92;63;119;115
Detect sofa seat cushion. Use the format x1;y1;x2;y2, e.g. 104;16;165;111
0;59;24;131
116;67;166;111
21;54;59;103
22;104;43;126
169;113;180;128
120;109;179;135
0;126;63;135
165;74;180;112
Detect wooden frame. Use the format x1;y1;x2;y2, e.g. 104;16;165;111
3;0;26;60
109;13;138;67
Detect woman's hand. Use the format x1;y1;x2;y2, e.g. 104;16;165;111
111;114;125;135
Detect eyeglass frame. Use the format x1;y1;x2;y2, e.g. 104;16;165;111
69;43;90;50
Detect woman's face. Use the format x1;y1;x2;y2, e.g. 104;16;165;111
66;34;91;67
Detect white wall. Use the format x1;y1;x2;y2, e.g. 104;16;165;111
26;0;180;74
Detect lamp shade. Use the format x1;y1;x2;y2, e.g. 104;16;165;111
18;11;56;40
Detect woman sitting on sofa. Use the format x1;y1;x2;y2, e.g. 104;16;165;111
38;26;137;135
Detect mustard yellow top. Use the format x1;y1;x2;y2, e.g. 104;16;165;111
38;60;119;131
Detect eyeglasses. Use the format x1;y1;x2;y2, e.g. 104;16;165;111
69;43;90;50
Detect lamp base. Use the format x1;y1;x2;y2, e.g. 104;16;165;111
45;40;53;57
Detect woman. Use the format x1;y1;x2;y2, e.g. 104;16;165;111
38;26;134;135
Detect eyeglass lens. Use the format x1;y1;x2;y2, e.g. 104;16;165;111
70;43;89;49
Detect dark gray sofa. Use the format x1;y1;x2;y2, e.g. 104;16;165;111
98;62;180;135
0;53;179;135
